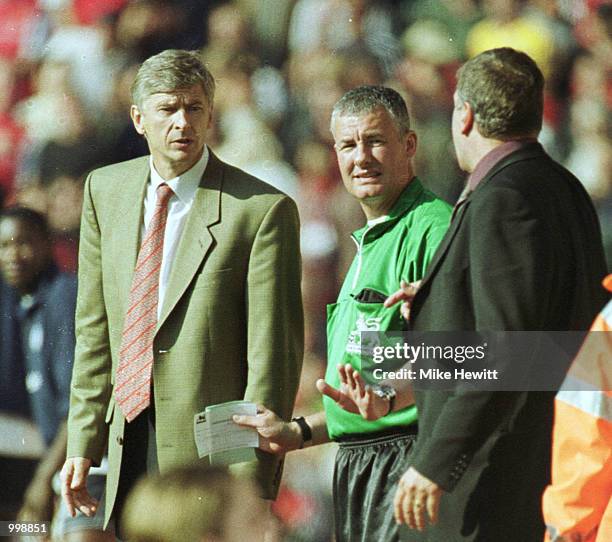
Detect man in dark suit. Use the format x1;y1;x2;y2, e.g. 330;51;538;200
60;50;303;534
349;48;608;540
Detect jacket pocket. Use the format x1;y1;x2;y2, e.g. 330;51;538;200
192;268;234;290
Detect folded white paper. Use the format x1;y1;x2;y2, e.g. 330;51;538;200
194;400;259;465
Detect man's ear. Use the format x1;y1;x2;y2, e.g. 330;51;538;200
206;106;214;130
461;102;474;136
404;131;417;158
130;105;145;136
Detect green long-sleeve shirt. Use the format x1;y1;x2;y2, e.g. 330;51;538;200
324;178;451;439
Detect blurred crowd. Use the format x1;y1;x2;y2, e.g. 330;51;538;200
0;0;610;540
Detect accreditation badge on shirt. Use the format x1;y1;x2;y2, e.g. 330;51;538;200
326;287;405;380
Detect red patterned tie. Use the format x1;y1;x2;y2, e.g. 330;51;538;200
115;183;174;422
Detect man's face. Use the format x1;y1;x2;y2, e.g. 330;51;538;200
451;91;469;172
131;84;212;179
0;218;50;293
331;107;415;219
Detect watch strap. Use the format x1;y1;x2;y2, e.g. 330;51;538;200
292;416;312;447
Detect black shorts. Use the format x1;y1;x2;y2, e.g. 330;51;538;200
333;427;417;542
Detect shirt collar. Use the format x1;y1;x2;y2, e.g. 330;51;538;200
149;145;209;203
352;177;424;242
466;139;536;193
451;139;537;222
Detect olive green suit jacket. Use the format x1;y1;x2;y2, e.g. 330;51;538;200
66;152;304;525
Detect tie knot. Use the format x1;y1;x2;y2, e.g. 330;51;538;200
156;183;174;207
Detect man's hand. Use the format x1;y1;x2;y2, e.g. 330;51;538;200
316;364;391;420
233;406;302;455
394;466;443;531
60;457;97;517
385;280;422;321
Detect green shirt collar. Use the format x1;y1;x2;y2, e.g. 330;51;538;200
352;177;425;243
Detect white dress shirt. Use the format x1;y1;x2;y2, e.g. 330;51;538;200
143;146;209;318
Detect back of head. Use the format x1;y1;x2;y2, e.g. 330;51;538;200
122;465;229;542
331;85;411;137
122;465;265;542
131;49;216;108
456;47;544;140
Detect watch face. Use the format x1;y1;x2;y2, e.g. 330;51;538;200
374;385;395;400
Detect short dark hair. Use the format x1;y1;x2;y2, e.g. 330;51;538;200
456;48;544;139
0;207;50;240
331;85;411;136
131;49;216;108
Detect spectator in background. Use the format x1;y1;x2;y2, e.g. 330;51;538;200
294;140;346;355
122;465;268;542
13;58;74;186
98;62;149;165
564;3;612;268
113;0;189;61
396;18;463;203
0;207;111;541
46;174;85;273
37;94;107;187
41;0;131;119
288;0;401;77
0;0;40;60
0;57;24;205
403;0;481;54
466;0;554;77
200;2;258;80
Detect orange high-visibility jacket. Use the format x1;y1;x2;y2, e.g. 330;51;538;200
543;275;612;542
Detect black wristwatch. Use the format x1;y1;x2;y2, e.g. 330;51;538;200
371;385;397;415
292;416;312;448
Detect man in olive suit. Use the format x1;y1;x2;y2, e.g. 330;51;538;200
61;49;303;534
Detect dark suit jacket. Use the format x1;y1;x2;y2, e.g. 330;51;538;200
0;267;76;444
404;143;608;541
66;152;304;526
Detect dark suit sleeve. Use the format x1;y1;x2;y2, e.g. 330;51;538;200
231;195;304;497
411;185;552;490
66;173;112;464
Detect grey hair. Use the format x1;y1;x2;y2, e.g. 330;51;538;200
131;49;215;108
331;85;411;136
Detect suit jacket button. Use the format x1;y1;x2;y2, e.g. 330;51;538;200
116;436;123;445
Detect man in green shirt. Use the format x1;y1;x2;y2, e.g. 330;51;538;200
235;86;451;541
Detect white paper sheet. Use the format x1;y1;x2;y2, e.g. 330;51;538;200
194;401;259;465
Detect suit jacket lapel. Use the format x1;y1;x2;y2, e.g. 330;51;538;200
113;159;149;305
157;152;223;330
